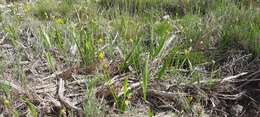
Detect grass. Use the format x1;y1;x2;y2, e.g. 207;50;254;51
142;54;149;101
84;77;105;117
22;98;39;117
0;0;259;116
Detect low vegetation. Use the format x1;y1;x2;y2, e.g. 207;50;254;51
0;0;259;116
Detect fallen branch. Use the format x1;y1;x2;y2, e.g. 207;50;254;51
0;44;13;49
216;91;246;100
148;89;188;99
41;65;78;80
0;80;43;102
237;69;260;89
45;94;62;108
221;72;248;83
58;78;82;112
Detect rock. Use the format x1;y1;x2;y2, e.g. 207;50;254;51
232;104;243;116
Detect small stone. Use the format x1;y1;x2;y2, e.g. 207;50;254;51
232;104;243;116
162;15;170;20
69;44;77;56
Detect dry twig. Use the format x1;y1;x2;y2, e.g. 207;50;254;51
58;78;82;112
221;72;248;83
148;89;188;99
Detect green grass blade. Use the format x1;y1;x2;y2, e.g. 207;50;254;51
143;54;149;101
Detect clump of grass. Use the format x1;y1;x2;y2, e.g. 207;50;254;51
122;36;143;73
4;24;19;47
97;0;232;17
97;0;182;16
45;51;55;71
120;78;130;112
1;0;260;116
73;29;96;66
213;1;260;56
31;0;57;20
177;14;203;48
31;0;74;20
38;27;53;49
150;21;173;57
0;83;11;96
1;98;19;117
84;77;105;117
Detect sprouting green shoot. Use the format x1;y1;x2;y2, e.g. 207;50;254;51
5;24;18;47
45;51;54;71
148;107;153;117
110;84;119;109
42;29;52;49
3;99;19;117
22;98;39;117
143;54;149;101
121;78;129;112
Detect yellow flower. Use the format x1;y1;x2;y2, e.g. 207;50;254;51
184;49;189;55
55;18;65;25
187;96;193;104
102;62;109;70
125;100;131;106
179;25;184;31
212;60;216;64
129;38;133;43
23;4;31;14
60;108;66;114
44;12;49;19
98;51;105;61
4;99;10;107
97;38;103;44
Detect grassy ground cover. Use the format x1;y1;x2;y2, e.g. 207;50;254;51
0;0;259;116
